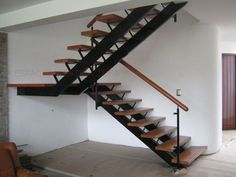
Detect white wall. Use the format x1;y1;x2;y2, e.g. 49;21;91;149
8;9;222;155
88;11;222;154
8;17;91;155
221;41;236;54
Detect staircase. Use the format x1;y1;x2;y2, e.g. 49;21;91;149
86;83;207;168
8;1;207;170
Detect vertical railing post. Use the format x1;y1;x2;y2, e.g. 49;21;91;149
174;106;180;169
174;88;181;169
176;106;180;169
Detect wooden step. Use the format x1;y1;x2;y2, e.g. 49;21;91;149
54;58;103;65
114;108;153;116
129;8;160;19
156;136;191;152
96;14;124;24
67;44;115;54
81;29;128;43
95;14;143;31
90;90;131;96
171;146;207;166
42;71;90;77
96;82;121;86
103;99;142;105
128;116;165;127
8;83;81;88
143;8;160;19
81;29;108;38
141;126;176;139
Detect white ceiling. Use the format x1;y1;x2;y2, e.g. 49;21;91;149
0;0;51;14
0;0;236;41
185;0;236;41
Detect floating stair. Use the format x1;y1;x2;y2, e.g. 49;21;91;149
128;117;166;127
141;126;176;139
171;146;207;166
67;44;115;54
81;29;128;43
129;8;160;19
90;90;131;95
114;108;153;116
156;136;191;152
102;99;142;105
95;14;143;31
42;71;90;77
54;58;103;65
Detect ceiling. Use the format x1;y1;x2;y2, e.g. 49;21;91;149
185;0;236;41
0;0;51;14
0;0;235;41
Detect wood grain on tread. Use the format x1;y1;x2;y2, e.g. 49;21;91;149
67;44;115;54
90;90;131;95
96;14;124;24
96;82;121;86
42;71;90;76
171;146;207;166
141;126;176;139
128;116;165;127
129;8;160;18
103;99;142;105
7;83;81;88
54;58;103;65
81;29;109;38
67;44;93;51
81;29;128;43
156;136;191;152
114;108;153;116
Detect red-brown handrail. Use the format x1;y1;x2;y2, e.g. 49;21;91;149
120;60;189;111
87;14;102;28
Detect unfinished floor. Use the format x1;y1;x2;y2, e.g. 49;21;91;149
33;131;236;177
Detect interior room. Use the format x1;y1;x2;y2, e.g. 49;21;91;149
1;0;236;176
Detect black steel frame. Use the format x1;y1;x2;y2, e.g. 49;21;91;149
86;85;184;167
16;2;187;96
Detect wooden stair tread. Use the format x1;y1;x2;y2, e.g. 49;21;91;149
128;117;165;127
8;83;81;88
156;136;191;152
42;71;90;76
90;90;131;95
129;8;160;18
67;44;115;54
54;58;103;65
95;14;142;31
8;82;121;88
171;146;207;166
81;29;109;38
114;108;153;116
81;29;128;42
103;99;142;105
42;71;68;76
141;126;176;139
96;14;124;24
67;44;93;51
96;82;121;86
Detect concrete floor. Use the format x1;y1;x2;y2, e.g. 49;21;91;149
33;131;236;177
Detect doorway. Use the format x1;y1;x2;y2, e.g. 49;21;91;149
222;54;236;130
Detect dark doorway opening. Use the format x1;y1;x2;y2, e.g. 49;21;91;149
222;54;236;130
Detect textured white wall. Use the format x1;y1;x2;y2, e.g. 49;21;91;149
88;12;221;154
8;17;91;155
221;41;236;54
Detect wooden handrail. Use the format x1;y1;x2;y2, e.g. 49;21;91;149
120;60;189;111
87;14;102;28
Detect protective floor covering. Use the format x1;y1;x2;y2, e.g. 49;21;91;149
33;131;236;177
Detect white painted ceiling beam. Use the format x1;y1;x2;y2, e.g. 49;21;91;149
0;0;172;31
